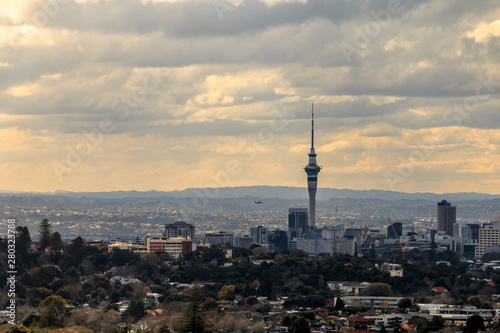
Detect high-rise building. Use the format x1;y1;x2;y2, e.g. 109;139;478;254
250;226;268;244
387;222;403;239
476;219;500;258
288;208;308;242
304;104;321;229
437;200;456;236
269;229;288;251
163;221;195;240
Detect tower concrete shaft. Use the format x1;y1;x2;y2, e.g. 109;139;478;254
304;103;321;229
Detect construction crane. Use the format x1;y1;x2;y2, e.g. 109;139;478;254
387;217;410;260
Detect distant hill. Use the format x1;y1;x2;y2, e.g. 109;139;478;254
2;186;499;201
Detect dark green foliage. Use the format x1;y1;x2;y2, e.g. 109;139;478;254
464;315;485;333
122;299;145;323
179;283;208;333
22;314;41;327
334;297;344;311
27;287;53;307
281;315;293;327
398;298;412;309
157;323;172;333
30;266;61;288
111;248;141;266
245;296;259;306
38;295;67;328
301;311;315;320
429;316;445;331
38;219;52;250
361;282;392;296
201;299;218;310
15;226;32;266
289;316;310;333
50;232;64;251
232;247;253;259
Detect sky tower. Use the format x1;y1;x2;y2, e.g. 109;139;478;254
304;103;321;229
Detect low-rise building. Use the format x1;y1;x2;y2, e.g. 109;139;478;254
343;296;407;309
378;263;403;277
327;281;371;295
109;236;195;257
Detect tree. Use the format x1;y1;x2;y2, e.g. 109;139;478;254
50;231;64;251
38;295;67;328
398;298;412;309
157;323;172;333
218;285;236;301
281;315;293;327
27;287;53;307
38;219;52;250
289;316;310;333
464;315;485;333
179;283;208;333
245;296;259;306
334;297;345;311
123;299;145;323
408;316;429;333
429;316;445;331
361;282;392;296
16;226;31;265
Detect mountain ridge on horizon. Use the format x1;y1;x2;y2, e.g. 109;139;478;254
1;186;499;201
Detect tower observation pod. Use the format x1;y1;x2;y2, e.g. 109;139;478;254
304;103;321;229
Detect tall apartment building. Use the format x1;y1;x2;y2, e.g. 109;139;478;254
163;221;195;240
437;200;456;236
288;208;308;242
250;226;268;244
387;222;403;239
476;219;500;258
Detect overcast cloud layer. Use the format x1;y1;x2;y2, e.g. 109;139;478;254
1;0;500;194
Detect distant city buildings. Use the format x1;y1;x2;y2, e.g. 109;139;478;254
235;235;254;249
288;208;308;246
437;200;456;236
109;236;194;257
476;217;500;258
250;225;268;244
163;221;195;240
204;231;234;246
387;222;402;239
268;229;288;251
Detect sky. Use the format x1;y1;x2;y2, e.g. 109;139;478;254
1;0;500;194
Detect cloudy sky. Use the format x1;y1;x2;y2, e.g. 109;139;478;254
1;0;500;194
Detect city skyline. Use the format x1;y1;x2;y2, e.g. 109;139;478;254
1;1;500;194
